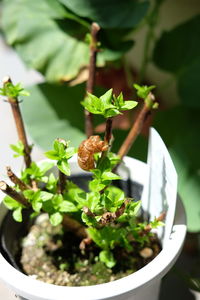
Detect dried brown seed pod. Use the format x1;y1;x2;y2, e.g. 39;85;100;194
78;135;108;171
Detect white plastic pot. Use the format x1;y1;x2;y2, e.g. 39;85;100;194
0;157;186;300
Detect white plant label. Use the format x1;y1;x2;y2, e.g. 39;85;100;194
144;128;178;245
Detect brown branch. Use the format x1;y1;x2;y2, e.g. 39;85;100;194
0;181;29;207
104;117;113;145
62;215;88;239
3;76;32;168
117;92;156;160
85;22;100;138
6;166;31;191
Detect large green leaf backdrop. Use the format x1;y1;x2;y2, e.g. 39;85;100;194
1;0;200;231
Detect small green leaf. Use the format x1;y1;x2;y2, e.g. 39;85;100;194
101;171;121;181
100;89;113;106
59;201;78;212
133;84;155;99
32;199;42;212
65;147;77;159
45;150;60;160
40;191;54;201
99;250;116;268
104;108;121;118
50;212;63;226
10;141;24;157
3;196;22;209
57;159;70;175
89;179;105;192
120;101;138;110
13;207;23;222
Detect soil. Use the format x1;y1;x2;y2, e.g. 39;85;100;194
20;214;161;286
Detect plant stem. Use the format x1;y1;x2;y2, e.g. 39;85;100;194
57;171;67;194
117;93;155;160
104;117;113;145
6;166;31;191
85;22;100;138
62;215;87;239
3;76;32;168
0;181;29;207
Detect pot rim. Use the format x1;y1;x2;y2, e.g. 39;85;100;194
0;156;187;300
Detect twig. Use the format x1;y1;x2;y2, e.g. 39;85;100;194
6;166;31;191
85;22;100;138
62;215;88;239
57;171;67;194
3;76;32;168
104;117;113;145
117;93;156;160
0;181;29;207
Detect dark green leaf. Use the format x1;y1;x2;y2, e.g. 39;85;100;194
59;0;150;29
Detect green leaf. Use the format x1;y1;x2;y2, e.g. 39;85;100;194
45;150;60;160
104;186;125;211
89;179;105;192
101;171;121;181
0;81;30;98
13;207;23;222
59;200;78;212
32;199;42;212
120;101;138;111
57;159;70;175
153;15;200;108
99;250;116;268
99;89;113;107
2;0;131;83
10;140;24;157
65;147;77;159
59;0;150;29
40;191;54;201
104;108;121;118
86;192;101;212
3;196;22;209
50;212;63;226
133;84;155;99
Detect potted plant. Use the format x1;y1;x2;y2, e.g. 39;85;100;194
0;23;186;300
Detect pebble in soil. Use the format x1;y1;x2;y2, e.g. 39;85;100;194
20;214;161;286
